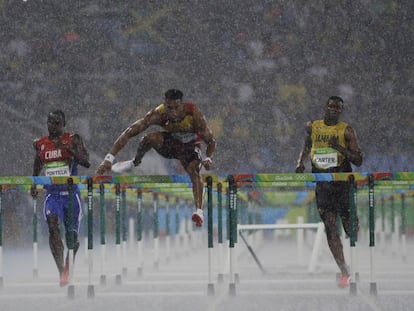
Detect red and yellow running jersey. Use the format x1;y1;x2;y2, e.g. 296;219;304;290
155;102;201;143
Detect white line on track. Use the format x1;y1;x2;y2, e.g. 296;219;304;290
237;289;414;296
1;286;413;303
237;289;349;296
3;280;207;288
0;293;66;299
97;291;205;297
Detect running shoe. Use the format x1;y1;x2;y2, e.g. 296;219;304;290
191;208;204;227
338;273;350;288
59;262;69;287
111;160;135;173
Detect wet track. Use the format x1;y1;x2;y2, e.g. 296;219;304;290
0;230;413;311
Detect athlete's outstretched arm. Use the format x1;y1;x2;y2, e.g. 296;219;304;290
96;109;161;174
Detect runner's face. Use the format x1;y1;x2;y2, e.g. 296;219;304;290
165;98;185;122
47;113;64;138
324;100;343;122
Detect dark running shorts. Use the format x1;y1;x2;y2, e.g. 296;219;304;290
315;181;350;213
156;132;202;168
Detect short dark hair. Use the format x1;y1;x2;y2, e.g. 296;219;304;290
49;110;66;126
327;96;344;105
165;89;183;100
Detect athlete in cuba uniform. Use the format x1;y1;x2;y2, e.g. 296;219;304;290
295;96;363;288
96;89;216;227
32;110;90;286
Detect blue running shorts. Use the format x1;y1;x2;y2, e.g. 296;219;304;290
43;191;82;233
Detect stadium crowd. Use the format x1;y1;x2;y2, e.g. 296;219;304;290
0;0;413;245
1;0;412;177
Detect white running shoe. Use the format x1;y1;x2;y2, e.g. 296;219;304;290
191;208;204;227
111;160;135;174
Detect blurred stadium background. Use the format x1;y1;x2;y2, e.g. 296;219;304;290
0;1;412;244
0;0;412;176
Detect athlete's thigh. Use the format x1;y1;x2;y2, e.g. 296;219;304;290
155;132;179;159
334;183;355;235
156;133;201;167
178;144;202;170
315;182;336;209
62;193;82;233
315;183;338;229
44;194;65;223
335;183;350;216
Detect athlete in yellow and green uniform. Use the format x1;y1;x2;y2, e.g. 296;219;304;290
295;96;363;288
310;119;349;172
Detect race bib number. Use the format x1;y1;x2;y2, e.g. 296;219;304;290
45;161;70;176
312;148;338;169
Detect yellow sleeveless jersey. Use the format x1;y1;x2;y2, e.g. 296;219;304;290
311;120;348;170
155;103;195;133
155;103;200;143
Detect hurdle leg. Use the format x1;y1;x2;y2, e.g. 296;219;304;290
99;183;107;285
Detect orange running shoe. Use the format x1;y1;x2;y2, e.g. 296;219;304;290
191;209;204;227
338;273;350;288
59;262;69;287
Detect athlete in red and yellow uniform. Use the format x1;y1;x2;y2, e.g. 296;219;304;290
295;96;363;288
96;89;216;227
32;110;90;286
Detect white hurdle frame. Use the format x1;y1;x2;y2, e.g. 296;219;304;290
237;222;325;273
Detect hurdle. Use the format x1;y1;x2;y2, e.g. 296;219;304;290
164;194;171;263
99;183;107;285
375;178;414;260
206;176;214;296
85;177;207;294
227;175;237;296
0;175;208;295
237;222;325;273
216;182;225;284
222;172;414;297
349;174;358;296
121;187;128;277
368;174;377;296
66;178;75;299
136;188;144;276
114;183;122;285
0;185;3;288
86;177;94;298
31;189;39;279
0;172;413;299
152;192;160;270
